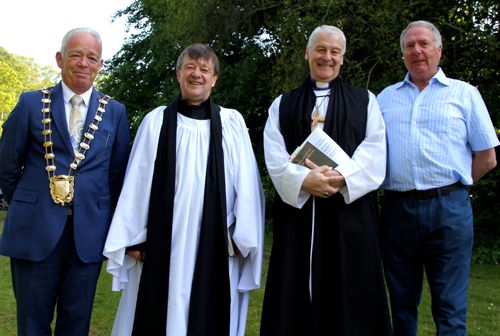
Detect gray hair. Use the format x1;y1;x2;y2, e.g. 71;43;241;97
60;27;102;55
400;20;442;52
176;43;220;76
307;25;346;54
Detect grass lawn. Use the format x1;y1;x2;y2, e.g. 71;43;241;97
0;211;499;335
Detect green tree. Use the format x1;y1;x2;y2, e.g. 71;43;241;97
0;47;58;132
0;59;22;124
101;0;499;256
102;0;499;128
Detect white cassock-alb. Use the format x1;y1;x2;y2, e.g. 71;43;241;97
264;90;386;207
103;106;265;336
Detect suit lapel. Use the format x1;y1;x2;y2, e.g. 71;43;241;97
50;83;74;154
85;90;100;131
80;90;102;165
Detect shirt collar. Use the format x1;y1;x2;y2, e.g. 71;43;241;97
61;81;93;106
398;67;449;89
432;68;450;86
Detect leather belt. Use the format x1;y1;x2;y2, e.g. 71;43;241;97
385;182;464;199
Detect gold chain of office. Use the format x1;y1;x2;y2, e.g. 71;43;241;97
40;88;111;206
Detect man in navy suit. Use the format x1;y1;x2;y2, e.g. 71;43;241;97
0;27;130;335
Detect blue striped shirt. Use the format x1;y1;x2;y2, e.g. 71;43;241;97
377;68;499;191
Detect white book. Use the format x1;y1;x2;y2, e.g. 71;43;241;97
291;127;350;168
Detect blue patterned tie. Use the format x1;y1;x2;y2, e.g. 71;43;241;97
69;95;84;153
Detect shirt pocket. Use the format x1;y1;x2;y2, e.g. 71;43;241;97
418;102;464;156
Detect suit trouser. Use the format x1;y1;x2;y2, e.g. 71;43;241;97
381;186;472;336
11;215;103;336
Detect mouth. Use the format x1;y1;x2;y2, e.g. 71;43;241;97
317;63;333;69
413;59;427;65
74;72;90;77
188;80;203;86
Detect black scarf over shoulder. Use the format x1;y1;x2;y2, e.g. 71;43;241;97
132;96;230;335
279;76;367;156
261;76;391;335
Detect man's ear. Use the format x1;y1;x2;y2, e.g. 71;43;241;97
211;75;218;88
55;52;63;69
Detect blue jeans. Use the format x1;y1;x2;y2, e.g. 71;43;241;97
381;186;472;336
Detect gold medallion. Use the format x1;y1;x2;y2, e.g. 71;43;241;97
49;175;75;206
40;89;111;206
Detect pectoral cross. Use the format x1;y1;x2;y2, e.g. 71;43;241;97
311;108;325;131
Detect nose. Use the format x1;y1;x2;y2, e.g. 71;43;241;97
412;44;423;54
190;67;202;77
323;51;334;59
77;56;89;67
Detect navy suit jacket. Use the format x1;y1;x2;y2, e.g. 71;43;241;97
0;82;130;263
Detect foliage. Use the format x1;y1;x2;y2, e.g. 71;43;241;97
471;147;500;264
0;47;58;134
100;0;499;241
472;244;500;265
0;60;22;120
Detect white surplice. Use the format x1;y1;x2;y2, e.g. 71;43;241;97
103;106;265;336
264;90;386;207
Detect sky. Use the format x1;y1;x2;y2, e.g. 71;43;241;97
0;0;134;70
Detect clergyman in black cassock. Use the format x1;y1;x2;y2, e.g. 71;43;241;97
261;25;391;336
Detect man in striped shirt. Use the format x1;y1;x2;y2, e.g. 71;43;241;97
377;20;498;336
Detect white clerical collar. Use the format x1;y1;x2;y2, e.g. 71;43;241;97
311;79;331;91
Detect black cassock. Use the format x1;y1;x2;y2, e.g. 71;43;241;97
260;77;391;336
